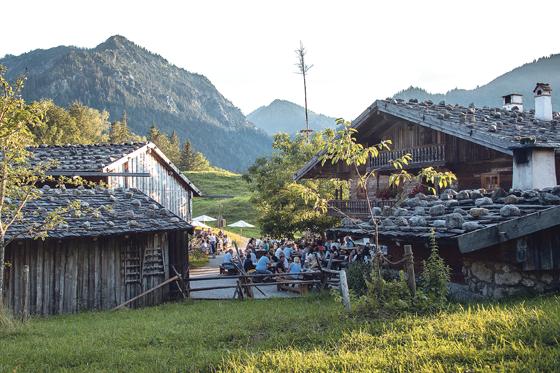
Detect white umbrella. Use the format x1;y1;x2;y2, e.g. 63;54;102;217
227;220;255;236
190;220;211;229
193;215;217;223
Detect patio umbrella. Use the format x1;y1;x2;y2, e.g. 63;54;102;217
190;220;211;229
192;215;217;223
227;220;255;236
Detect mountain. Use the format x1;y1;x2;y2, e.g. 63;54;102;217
247;99;336;136
394;54;560;111
0;35;272;172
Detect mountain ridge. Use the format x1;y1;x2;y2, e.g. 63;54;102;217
247;99;336;135
0;35;272;172
394;54;560;111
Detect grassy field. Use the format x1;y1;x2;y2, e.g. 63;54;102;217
1;295;559;372
186;168;261;238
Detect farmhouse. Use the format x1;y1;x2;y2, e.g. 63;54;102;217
296;83;560;297
2;186;192;315
29;142;201;222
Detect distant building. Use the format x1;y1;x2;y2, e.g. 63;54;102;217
3;186;192;315
29;142;201;222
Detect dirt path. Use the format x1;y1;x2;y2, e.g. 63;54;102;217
189;254;297;300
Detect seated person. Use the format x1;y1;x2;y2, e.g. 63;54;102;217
255;252;272;275
243;251;255;272
288;257;302;279
276;253;289;273
221;249;237;272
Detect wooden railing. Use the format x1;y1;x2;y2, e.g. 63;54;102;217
370;143;446;169
327;199;397;219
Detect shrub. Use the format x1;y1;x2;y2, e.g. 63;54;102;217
419;230;451;309
345;261;371;295
0;306;16;332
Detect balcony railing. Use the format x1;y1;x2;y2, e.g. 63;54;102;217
370;143;446;169
327;199;396;219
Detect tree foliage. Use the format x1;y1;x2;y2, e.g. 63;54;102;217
179;140;210;171
108;112;145;143
244;131;343;238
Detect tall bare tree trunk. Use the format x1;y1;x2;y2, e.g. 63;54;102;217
0;239;5;308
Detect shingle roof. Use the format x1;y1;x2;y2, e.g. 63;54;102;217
7;186;192;240
377;98;560;151
28;142;147;172
330;187;560;253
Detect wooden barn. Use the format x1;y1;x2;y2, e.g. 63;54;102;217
295;83;560;220
29;142;201;222
2;186;192;315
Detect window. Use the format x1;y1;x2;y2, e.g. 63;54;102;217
481;173;500;190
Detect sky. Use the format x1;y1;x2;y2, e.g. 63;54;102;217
2;0;560;120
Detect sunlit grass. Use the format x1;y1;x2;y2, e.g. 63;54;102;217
0;295;559;372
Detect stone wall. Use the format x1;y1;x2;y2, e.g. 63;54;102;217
463;260;559;298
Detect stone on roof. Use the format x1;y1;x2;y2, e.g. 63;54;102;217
7;187;191;240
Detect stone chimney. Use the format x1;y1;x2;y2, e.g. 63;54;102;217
511;143;557;190
533;83;552;121
502;93;523;111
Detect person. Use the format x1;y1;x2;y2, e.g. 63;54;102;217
283;242;293;259
255;252;272;275
276;253;289;273
208;232;217;258
221;249;237;273
243;250;255;272
275;244;284;260
201;239;209;255
288;257;302;279
223;235;229;249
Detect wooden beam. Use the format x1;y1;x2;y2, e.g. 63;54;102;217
457;206;560;253
112;275;180;310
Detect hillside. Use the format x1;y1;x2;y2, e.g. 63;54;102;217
186;169;261;238
394;54;560;110
0;35;272;172
247;99;336;135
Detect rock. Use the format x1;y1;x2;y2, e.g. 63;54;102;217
432;219;446;228
413;206;426;215
415;192;427;200
470;262;493;282
408;215;427;226
429;204;446;216
445;213;465;229
447;283;485;302
491;188;507;200
382;218;396;227
521;278;535;287
503;194;521;204
371;207;382;216
462;221;483;232
382;206;394;216
453;207;467;215
551;186;560;196
445;199;459;208
541;273;553;284
540;192;560;205
494;271;522;286
131;199;142;207
393;207;409;217
470;190;484;199
440;192;451;200
474;197;493;207
395;216;409;226
500;204;521;217
469;208;489;219
82;221;91;230
405;197;421;207
522;190;538;199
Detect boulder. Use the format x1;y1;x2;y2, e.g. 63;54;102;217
540;192;560;205
462;221;483;232
469;207;489;219
415;192;427;200
456;190;471;200
382;206;394;216
432;219;447;228
500;204;521;217
522;190;538;199
470;262;493;282
395;216;409;226
413;206;426;215
494;271;522;286
445;199;459;208
429;204;446;216
491;188;507;200
503;194;521;204
474;197;493;207
393;207;410;217
470;190;484;199
382;218;396;227
408;215;427;226
372;207;382;216
453;207;467;215
445;213;465;229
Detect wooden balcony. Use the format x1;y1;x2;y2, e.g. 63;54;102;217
370;143;446;170
327;199;396;219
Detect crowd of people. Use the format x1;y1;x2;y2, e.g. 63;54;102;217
220;236;379;279
193;229;230;258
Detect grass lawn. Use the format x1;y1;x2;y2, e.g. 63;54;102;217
1;294;559;372
186;169;261;238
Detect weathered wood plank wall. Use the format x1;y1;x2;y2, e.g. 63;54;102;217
2;232;184;316
107;150;192;222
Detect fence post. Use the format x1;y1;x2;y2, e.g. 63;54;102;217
22;265;29;322
403;244;416;296
338;270;351;312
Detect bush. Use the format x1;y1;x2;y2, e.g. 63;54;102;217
345;261;371;295
419;230;451;309
0;306;16;332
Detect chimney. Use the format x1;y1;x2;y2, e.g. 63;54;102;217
511;143;557;190
533;83;552;121
502;93;523;111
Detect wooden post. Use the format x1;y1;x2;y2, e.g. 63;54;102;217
22;265;29;322
403;244;416;296
338;270;351;312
